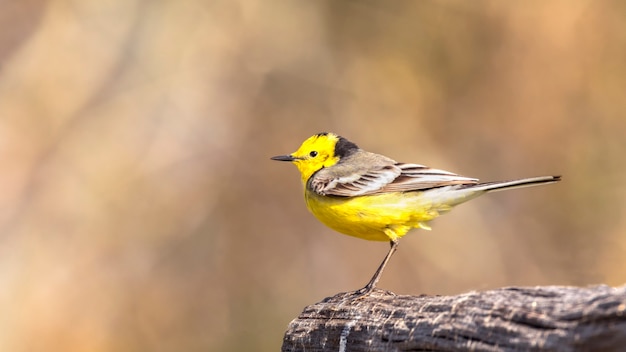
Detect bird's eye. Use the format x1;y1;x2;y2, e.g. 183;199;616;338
309;151;318;158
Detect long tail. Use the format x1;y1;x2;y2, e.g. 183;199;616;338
467;175;561;193
421;175;560;214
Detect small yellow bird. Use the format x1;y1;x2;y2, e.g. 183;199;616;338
272;132;560;293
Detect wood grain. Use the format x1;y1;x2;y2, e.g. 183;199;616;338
282;285;626;351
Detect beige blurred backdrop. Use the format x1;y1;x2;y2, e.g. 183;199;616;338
1;1;625;351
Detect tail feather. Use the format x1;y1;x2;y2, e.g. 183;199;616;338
467;175;561;193
420;175;560;211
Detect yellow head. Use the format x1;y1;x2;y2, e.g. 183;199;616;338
271;132;359;185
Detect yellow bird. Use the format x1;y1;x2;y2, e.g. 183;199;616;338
271;132;560;293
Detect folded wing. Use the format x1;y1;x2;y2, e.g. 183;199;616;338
310;162;478;197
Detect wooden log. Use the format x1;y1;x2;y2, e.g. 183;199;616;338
282;285;626;351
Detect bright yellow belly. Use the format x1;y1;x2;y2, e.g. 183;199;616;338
305;190;449;242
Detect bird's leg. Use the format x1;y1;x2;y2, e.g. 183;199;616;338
357;239;398;294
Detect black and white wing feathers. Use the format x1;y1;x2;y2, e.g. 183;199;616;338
308;152;478;197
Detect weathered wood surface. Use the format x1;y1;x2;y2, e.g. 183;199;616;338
282;285;626;351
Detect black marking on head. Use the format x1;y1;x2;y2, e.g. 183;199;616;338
334;136;359;159
316;132;329;137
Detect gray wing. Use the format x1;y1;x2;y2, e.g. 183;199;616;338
309;162;402;196
309;160;478;197
378;163;478;193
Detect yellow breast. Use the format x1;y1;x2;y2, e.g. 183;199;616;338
304;190;444;242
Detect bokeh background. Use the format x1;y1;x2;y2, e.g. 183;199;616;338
1;1;625;351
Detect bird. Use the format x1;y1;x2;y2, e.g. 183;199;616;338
271;132;560;293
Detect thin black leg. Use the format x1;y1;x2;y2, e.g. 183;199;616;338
357;239;398;294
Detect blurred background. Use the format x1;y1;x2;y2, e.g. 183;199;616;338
1;0;625;351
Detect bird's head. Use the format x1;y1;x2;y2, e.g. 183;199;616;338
271;132;359;184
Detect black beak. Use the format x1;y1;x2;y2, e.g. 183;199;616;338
271;154;296;162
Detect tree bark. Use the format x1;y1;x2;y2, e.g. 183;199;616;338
282;285;626;351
